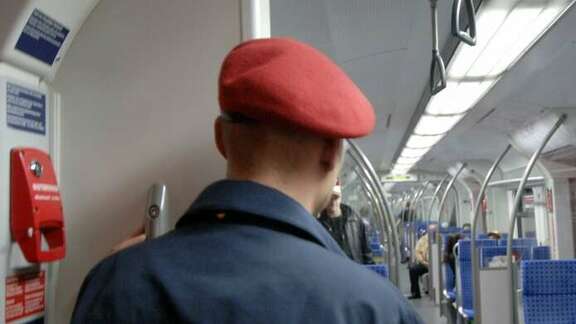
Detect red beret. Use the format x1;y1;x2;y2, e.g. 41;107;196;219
218;38;375;138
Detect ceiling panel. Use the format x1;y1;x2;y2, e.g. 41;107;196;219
271;0;454;169
417;6;576;174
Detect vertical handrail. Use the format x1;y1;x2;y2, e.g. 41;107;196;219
349;154;394;277
471;145;511;324
409;181;432;263
506;114;566;324
347;140;401;286
429;0;447;94
427;175;451;225
358;176;393;269
452;0;477;46
437;164;466;225
435;164;466;301
145;183;170;239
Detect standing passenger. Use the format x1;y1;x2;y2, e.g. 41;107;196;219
318;184;374;264
72;38;423;324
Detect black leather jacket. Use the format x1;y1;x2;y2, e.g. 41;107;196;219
319;204;374;264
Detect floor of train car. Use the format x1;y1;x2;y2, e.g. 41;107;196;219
399;265;446;324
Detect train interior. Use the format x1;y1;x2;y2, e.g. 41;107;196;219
1;0;576;323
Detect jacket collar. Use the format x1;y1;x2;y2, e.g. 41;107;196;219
176;180;345;256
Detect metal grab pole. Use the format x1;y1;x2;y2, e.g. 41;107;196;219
435;164;466;302
145;183;170;239
506;115;566;324
349;152;395;282
409;182;432;263
427;175;450;225
471;145;511;324
356;171;393;267
437;164;466;226
347;140;401;286
358;176;393;270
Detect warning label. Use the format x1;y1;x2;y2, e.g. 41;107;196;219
15;9;69;65
5;271;45;323
6;82;46;135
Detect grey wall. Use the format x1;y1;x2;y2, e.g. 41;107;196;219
53;0;239;321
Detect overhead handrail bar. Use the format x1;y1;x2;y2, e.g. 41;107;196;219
471;145;511;324
452;0;477;45
506;114;566;324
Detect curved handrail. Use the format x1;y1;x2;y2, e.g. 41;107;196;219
452;0;477;46
347;140;401;286
471;145;511;324
506;114;566;324
437;164;466;226
435;164;466;301
427;175;451;225
356;170;394;272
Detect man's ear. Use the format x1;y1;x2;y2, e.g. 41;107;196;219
319;138;342;171
214;117;228;159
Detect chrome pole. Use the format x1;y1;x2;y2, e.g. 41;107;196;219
145;183;170;239
471;145;511;324
358;176;393;269
350;154;394;280
427;175;450;225
347;140;401;286
435;163;466;303
506;115;566;324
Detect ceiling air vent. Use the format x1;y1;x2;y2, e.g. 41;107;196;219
509;109;576;166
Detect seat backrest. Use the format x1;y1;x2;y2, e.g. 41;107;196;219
532;246;551;260
456;240;499;310
365;264;388;279
522;260;576;324
499;238;537;247
444;263;455;291
480;246;533;267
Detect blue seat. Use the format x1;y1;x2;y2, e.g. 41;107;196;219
532;246;551;260
443;263;456;301
456;240;498;319
481;246;532;267
365;264;388;279
522;260;576;324
498;238;537;247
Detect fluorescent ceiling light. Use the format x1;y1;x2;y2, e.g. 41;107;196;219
400;147;431;158
413;114;464;136
406;134;445;149
425;81;491;115
467;6;543;78
396;156;420;165
392;0;574;172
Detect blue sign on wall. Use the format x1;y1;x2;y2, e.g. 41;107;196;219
6;82;46;135
15;9;69;66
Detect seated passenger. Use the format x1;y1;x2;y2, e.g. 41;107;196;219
408;231;430;299
487;231;501;240
443;234;462;276
318;184;374;264
71;38;423;324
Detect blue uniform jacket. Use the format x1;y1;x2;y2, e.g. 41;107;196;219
72;180;423;323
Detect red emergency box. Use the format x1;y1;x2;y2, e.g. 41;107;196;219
10;148;65;263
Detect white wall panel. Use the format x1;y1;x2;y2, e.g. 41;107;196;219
52;0;238;321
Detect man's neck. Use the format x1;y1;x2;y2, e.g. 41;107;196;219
227;171;318;214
